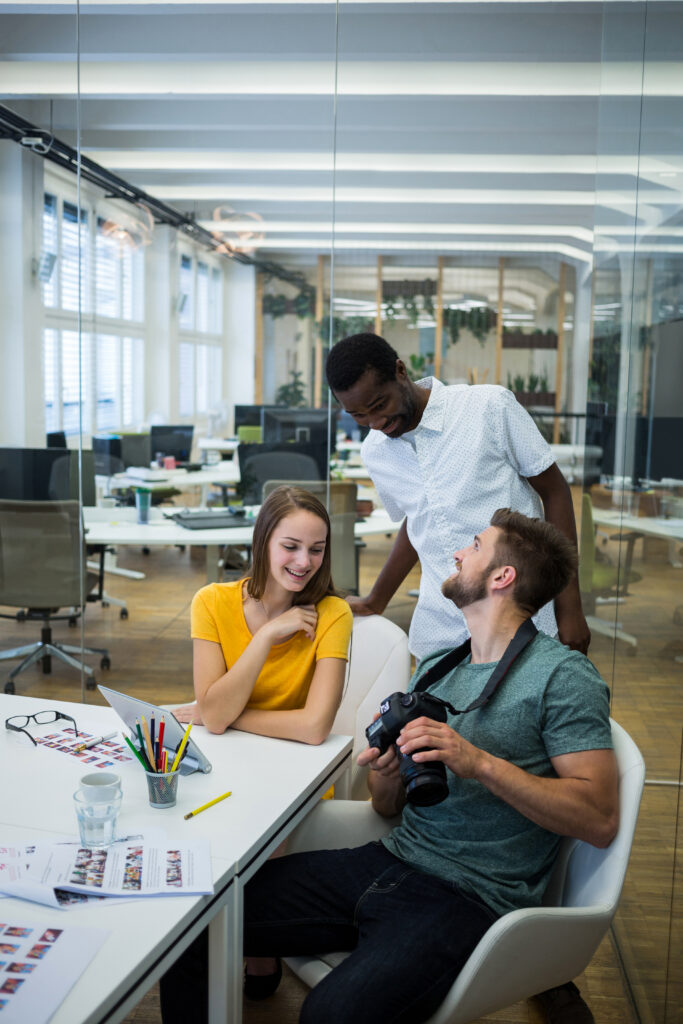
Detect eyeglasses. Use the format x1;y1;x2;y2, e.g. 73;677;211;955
5;710;80;746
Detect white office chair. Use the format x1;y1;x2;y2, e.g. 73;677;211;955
334;614;411;799
285;719;645;1023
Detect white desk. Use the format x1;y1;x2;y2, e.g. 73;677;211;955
84;506;399;583
106;463;240;506
0;693;352;1024
592;509;683;568
198;437;240;457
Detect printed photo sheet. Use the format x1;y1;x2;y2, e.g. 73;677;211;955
31;724;136;771
0;839;212;909
0;916;108;1023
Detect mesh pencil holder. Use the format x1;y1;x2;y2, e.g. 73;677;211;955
145;770;179;809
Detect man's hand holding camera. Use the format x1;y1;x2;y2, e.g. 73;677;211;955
396;717;485;781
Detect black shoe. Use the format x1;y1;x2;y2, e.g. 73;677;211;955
244;958;282;1001
535;982;595;1023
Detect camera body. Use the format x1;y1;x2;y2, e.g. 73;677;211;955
365;691;452;806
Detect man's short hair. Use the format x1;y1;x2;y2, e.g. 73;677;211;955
490;508;578;616
326;333;399;393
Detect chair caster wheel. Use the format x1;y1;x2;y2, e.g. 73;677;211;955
69;617;77;627
143;547;150;555
120;609;129;620
102;600;110;609
15;610;26;622
100;657;111;670
86;677;97;690
4;681;15;694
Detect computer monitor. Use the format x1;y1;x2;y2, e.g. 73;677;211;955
261;407;337;447
46;430;68;449
234;404;287;431
596;414;683;483
120;433;152;469
237;440;329;486
150;424;194;464
0;447;95;505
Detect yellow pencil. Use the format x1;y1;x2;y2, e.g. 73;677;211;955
184;791;232;820
170;721;193;773
140;715;156;770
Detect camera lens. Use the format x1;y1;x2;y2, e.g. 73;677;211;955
398;751;449;806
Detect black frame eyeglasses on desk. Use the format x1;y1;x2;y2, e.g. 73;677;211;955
5;710;80;746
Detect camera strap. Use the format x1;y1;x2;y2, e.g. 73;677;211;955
412;618;538;715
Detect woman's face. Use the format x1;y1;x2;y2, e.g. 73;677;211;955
266;508;327;593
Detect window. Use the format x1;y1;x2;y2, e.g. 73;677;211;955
177;252;224;416
41;186;145;435
179;341;222;418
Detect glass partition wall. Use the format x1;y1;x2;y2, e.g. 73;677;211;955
1;1;681;1020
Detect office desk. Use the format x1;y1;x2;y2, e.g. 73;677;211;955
0;693;352;1023
592;509;683;568
197;437;239;457
84;507;399;583
107;463;240;506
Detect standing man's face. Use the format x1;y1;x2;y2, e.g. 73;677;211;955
333;364;422;439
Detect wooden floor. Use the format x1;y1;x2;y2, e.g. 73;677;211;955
1;524;680;1023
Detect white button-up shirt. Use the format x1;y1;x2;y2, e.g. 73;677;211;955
361;379;557;659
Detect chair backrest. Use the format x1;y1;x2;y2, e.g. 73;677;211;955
239;449;321;504
0;499;86;609
261;479;359;592
332;615;411;799
543;718;645;912
237;425;262;444
46;430;67;449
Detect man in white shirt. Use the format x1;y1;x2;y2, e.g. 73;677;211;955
326;333;590;657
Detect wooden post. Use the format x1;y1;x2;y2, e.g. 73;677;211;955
314;254;325;408
553;262;567;444
254;272;264;403
375;255;383;336
434;256;444;378
495;257;505;385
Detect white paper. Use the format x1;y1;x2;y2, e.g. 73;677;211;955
0;916;109;1023
0;838;212;909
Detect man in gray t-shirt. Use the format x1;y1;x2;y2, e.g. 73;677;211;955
161;509;618;1024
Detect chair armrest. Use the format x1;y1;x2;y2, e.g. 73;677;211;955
288;799;399;855
431;904;612;1024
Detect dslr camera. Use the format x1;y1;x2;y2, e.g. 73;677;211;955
365;691;454;807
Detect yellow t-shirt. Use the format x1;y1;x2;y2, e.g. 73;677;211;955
190;579;352;711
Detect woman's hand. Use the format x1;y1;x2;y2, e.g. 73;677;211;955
173;702;205;725
260;604;318;643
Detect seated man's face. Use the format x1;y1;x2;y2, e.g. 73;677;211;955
442;526;500;609
333;365;421;438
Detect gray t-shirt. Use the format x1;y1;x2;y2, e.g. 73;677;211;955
382;632;613;916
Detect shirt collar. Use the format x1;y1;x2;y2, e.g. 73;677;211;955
415;377;447;434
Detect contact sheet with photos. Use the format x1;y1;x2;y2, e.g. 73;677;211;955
31;725;136;770
0;917;108;1022
1;838;212;908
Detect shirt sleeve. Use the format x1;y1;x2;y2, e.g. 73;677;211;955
190;586;221;643
495;387;555;479
316;600;353;661
541;653;613;758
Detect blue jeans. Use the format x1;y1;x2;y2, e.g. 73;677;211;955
160;842;497;1024
247;841;497;1023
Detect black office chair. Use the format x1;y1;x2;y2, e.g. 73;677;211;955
46;430;68;449
238;448;321;504
0;499;111;693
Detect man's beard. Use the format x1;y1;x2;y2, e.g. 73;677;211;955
441;564;494;608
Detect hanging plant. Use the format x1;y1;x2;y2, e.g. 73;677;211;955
402;297;419;326
384;300;398;321
275;369;307;408
293;288;315;319
422;294;435;319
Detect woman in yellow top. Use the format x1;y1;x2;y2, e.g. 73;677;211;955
174;485;353;745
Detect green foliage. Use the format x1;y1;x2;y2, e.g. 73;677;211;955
512;374;526;393
442;306;496;346
263;287;316;320
275;369;307;408
406;352;434;381
317;316;374;344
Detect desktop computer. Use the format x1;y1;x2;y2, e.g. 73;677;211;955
0;447;96;505
149;425;195;466
261;407;337;447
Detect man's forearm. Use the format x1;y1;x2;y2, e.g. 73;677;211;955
366;519;419;611
368;765;407;818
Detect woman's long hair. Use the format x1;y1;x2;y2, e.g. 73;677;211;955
245;486;337;606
